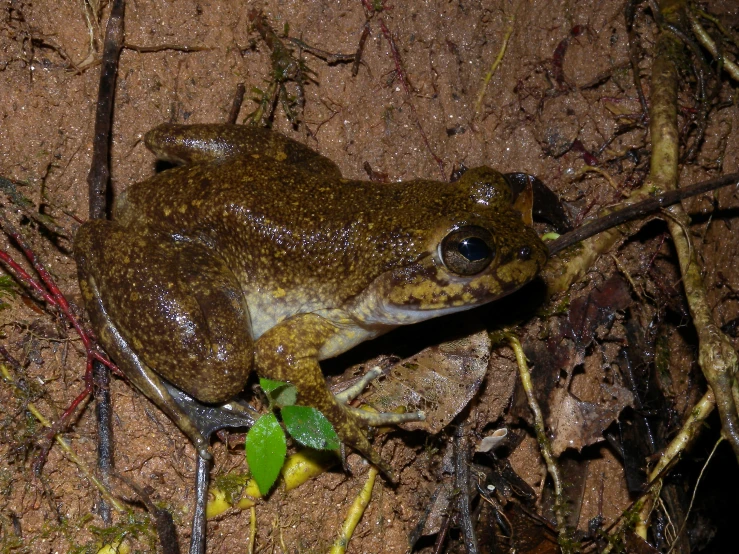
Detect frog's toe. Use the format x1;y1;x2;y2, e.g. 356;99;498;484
334;366;384;403
346;406;425;427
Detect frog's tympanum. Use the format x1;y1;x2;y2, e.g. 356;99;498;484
75;124;547;472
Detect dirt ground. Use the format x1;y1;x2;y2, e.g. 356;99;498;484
1;0;739;553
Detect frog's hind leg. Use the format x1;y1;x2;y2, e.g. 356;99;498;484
75;220;254;456
144;123;343;179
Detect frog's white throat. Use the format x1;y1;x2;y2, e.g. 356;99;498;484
312;301;481;361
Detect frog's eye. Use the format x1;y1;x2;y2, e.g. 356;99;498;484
440;226;496;276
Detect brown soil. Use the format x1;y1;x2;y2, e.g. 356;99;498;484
1;1;738;553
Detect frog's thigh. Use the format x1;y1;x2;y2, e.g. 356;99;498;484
75;221;253;404
145;123;341;179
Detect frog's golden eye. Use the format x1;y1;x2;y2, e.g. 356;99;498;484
440;226;496;276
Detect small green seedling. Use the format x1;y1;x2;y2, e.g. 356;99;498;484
245;378;340;495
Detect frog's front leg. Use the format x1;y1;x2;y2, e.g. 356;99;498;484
254;313;422;477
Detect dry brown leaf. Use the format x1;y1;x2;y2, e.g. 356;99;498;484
549;383;634;456
363;330;490;434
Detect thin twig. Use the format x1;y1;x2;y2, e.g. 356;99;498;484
626;0;650;122
666;436;723;554
507;333;572;550
687;11;739;81
125;43;209;54
454;420;478;554
474;15;514;116
633;391;715;538
227;83;246;124
285;38;356;64
87;0;124;221
352;21;370;77
86;0;126;524
0;363;127;513
547;172;739;255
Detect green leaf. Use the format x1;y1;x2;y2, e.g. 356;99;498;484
245;413;287;495
282;406;340;451
259;378;286;393
259;378;297;408
0;275;19;298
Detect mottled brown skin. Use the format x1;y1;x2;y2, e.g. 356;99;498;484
74;124;547;472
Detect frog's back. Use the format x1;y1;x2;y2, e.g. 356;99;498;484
116;157;380;301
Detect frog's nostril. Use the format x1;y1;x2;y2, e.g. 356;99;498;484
517;245;532;261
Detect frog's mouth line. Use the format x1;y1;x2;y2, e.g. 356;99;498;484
350;267;535;328
366;284;534;329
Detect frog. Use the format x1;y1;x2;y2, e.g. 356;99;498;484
74;123;548;473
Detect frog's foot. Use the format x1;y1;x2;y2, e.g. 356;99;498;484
335;367;425;427
165;382;258;439
329;406;397;480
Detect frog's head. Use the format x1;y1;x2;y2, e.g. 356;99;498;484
347;166;548;327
